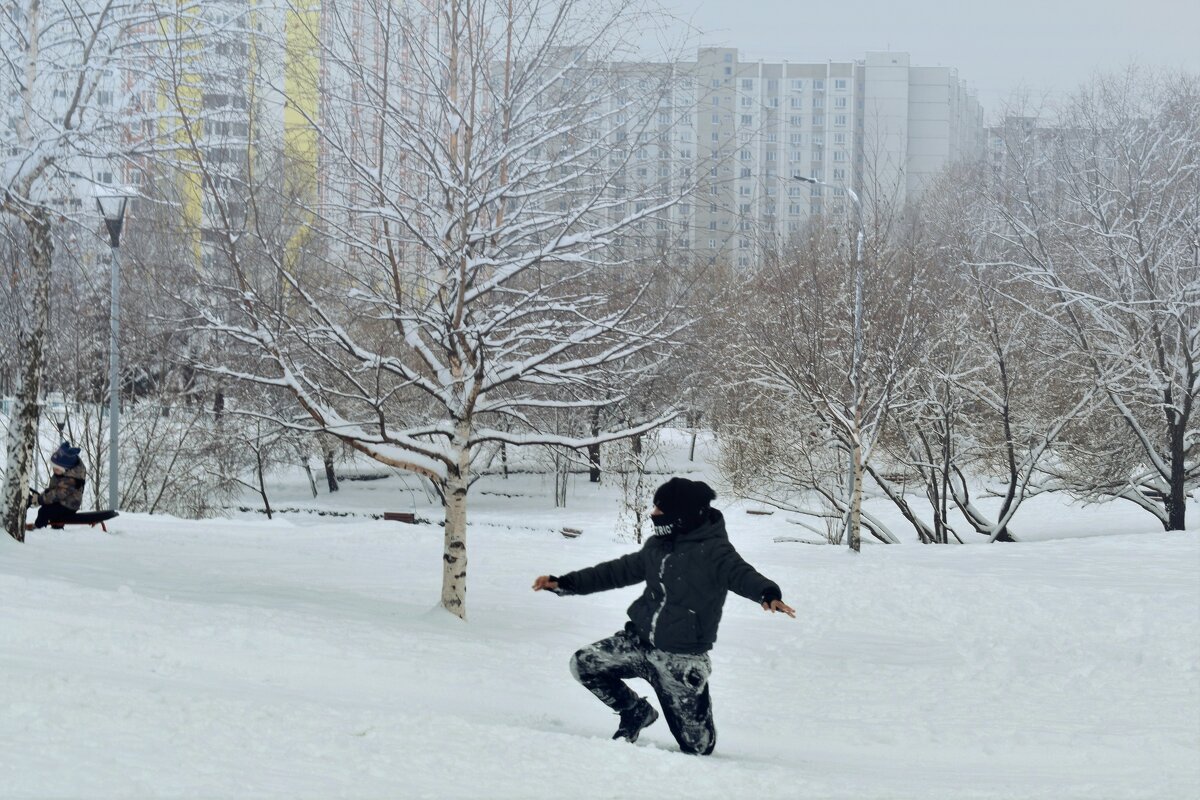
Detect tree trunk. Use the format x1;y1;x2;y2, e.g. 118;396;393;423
323;447;338;492
1;211;53;543
849;432;863;553
256;449;272;520
588;406;601;482
1165;425;1187;531
303;459;318;498
441;432;470;619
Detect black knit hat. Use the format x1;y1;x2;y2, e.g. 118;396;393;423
653;477;716;524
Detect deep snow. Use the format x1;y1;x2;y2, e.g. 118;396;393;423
1;435;1197;799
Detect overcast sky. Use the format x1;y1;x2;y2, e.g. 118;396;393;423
662;0;1200;120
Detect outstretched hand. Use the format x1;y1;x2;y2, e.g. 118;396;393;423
531;575;559;592
761;599;796;618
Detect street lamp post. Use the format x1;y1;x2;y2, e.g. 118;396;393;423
96;189;130;512
793;174;864;552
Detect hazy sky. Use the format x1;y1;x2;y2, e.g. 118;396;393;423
664;0;1200;119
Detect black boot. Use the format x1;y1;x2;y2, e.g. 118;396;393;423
612;698;658;743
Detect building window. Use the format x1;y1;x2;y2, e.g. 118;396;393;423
813;115;825;126
740;114;752;125
790;97;802;109
834;133;846;145
766;150;777;162
834;97;848;108
789;115;803;127
834;150;846;162
712;80;721;88
833;168;846;180
724;53;733;63
711;132;720;142
711;113;720;123
766;132;777;143
834;115;847;126
791;79;803;91
812;97;824;109
767;79;779;92
724;66;732;75
742;79;754;90
708;221;717;230
739;203;751;213
740;96;752;107
834;79;847;90
813;79;824;90
790;150;802;161
712;97;721;106
769;97;779;108
739;149;751;160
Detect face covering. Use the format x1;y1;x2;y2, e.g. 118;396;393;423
650;508;702;537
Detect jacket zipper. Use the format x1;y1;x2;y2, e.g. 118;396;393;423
648;553;671;646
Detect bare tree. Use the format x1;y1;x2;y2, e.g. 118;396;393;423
988;70;1200;530
185;0;691;617
718;207;925;546
0;0;164;541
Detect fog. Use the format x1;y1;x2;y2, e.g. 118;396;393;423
665;0;1200;117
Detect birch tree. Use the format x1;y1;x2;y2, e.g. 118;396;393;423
0;0;160;541
190;0;692;617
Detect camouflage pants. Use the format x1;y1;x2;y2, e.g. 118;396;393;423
570;628;716;755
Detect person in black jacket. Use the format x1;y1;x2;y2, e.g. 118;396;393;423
533;477;794;755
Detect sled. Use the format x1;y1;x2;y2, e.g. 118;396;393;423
26;510;119;533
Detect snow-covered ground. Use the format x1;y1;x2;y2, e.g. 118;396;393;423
2;432;1197;799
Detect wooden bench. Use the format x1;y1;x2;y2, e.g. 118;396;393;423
27;510;119;533
383;511;417;524
745;509;775;516
560;527;582;539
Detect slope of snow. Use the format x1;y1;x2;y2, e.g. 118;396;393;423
1;435;1197;798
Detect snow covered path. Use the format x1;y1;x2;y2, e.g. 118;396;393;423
1;512;1197;799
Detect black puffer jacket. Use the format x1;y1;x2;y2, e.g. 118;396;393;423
556;509;781;654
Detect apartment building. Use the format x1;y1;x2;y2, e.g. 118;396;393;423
671;48;984;267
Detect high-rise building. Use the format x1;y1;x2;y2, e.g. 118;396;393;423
668;48;984;267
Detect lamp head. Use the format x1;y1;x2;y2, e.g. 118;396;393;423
95;187;132;247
